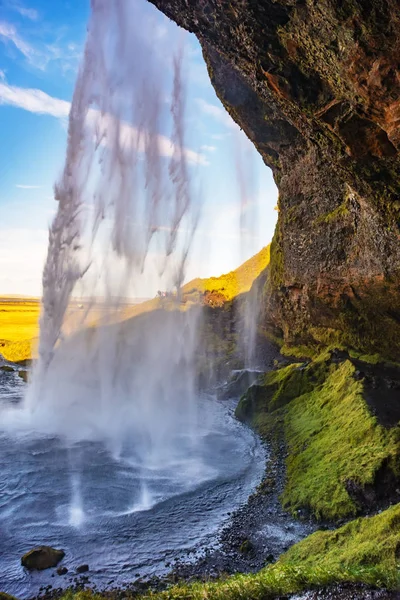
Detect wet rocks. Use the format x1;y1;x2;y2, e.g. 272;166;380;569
0;366;14;373
219;370;262;399
56;566;68;576
21;546;65;571
76;564;89;573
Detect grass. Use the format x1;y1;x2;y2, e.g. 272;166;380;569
237;354;400;520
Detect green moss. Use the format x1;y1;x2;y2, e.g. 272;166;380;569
348;349;382;365
313;198;350;226
237;356;400;521
280;343;320;360
235;361;318;422
283;360;399;519
282;503;400;587
268;222;284;290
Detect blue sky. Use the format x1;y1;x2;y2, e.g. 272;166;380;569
0;0;278;297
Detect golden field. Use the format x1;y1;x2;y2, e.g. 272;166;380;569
0;298;40;363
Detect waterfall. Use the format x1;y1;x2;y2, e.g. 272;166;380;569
19;0;202;460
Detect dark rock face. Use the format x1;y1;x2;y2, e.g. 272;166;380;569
149;0;400;359
21;546;65;571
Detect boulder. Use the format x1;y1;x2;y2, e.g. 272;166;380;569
21;546;65;571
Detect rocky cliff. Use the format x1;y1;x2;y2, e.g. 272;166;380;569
149;0;400;360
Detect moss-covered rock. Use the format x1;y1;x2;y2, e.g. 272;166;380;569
21;546;65;571
237;354;400;521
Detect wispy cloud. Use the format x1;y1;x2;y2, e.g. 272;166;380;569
0;19;81;73
16;184;43;189
16;6;38;20
0;20;36;62
0;80;70;117
4;1;39;20
0;79;207;166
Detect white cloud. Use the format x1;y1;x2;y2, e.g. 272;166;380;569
0;20;36;62
16;184;43;189
0;80;207;166
0;69;5;81
0;80;70;117
196;98;238;130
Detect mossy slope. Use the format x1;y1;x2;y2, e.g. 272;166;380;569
237;355;400;520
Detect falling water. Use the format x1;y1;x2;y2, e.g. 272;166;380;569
23;0;201;447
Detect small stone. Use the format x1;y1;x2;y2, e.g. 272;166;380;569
76;564;89;573
57;566;68;576
239;539;253;554
0;366;14;372
265;553;274;563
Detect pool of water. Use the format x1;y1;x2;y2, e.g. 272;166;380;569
0;369;265;597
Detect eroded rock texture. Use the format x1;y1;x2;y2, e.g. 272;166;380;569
149;0;400;359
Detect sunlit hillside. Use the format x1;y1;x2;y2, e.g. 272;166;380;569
182;244;271;301
0;246;271;363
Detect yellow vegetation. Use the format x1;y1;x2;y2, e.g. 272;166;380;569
0;299;40;362
183;245;270;302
